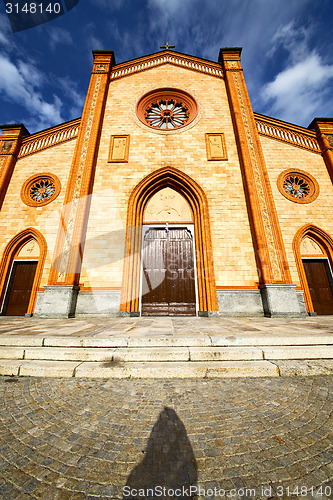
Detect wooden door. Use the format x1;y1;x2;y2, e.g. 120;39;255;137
142;227;196;316
4;261;37;316
303;259;333;315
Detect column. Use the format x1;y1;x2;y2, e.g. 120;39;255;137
35;51;115;317
219;48;302;316
309;119;333;184
0;124;29;210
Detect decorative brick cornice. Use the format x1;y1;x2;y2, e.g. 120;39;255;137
110;50;223;81
19;118;81;158
255;114;320;154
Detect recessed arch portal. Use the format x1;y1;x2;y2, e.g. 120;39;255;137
0;228;47;316
120;167;218;314
293;224;333;314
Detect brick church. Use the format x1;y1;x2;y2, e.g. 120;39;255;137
1;48;333;318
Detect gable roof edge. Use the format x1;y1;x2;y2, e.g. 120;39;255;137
110;50;224;81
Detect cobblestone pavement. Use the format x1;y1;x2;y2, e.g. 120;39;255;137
0;376;332;500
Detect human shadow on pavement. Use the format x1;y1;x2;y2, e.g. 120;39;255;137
123;406;198;499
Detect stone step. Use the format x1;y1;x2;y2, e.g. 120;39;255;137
0;359;280;378
1;333;332;379
261;345;333;359
0;334;333;348
0;346;265;362
1;358;332;379
0;345;332;363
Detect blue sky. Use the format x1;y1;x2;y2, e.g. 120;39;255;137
1;0;333;133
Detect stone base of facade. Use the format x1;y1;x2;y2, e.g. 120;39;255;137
34;285;79;318
217;286;307;317
260;284;306;317
35;288;121;317
33;286;307;318
217;289;264;316
76;290;121;316
296;290;308;315
197;311;219;317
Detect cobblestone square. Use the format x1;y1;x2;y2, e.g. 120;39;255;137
0;375;332;499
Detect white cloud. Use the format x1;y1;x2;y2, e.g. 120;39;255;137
17;60;45;87
264;54;333;97
0;13;14;49
83;23;106;57
90;0;125;9
143;0;314;67
87;34;104;51
148;0;192;16
49;27;73;51
0;55;63;131
57;76;85;116
259;19;333;125
261;53;333;124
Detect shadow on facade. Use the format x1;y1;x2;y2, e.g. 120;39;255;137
123;407;197;500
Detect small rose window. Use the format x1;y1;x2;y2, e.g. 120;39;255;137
277;169;319;204
21;173;61;207
283;175;310;199
137;88;197;131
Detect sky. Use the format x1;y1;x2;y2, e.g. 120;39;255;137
0;0;333;134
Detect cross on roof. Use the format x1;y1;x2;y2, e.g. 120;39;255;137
160;42;175;50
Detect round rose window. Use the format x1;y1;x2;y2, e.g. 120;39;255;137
137;88;198;131
21;173;61;207
277;169;319;204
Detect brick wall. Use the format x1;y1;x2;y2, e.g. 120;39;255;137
0;140;76;287
81;64;259;288
260;136;333;285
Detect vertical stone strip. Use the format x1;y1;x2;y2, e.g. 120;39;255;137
0;124;29;211
219;49;291;285
310;119;333;184
49;51;115;286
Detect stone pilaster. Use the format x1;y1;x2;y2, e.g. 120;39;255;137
38;51;115;317
219;48;302;316
0;124;29;211
309;118;333;184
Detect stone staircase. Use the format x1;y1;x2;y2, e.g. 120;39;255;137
1;332;333;378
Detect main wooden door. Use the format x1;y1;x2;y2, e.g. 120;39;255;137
3;261;38;316
303;258;333;315
142;227;196;316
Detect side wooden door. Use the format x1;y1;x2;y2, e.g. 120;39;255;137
303;259;333;315
4;261;38;316
142;227;196;316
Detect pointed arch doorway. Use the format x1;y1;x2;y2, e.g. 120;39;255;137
141;188;197;315
120;168;218;316
0;229;47;316
294;225;333;315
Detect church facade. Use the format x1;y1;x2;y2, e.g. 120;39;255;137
1;48;333;318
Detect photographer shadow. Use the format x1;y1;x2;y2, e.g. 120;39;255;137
123;406;198;500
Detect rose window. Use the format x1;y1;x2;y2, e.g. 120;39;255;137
145;100;189;129
21;173;61;207
277;169;319;204
29;179;56;202
137;88;198;132
283;175;310;199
